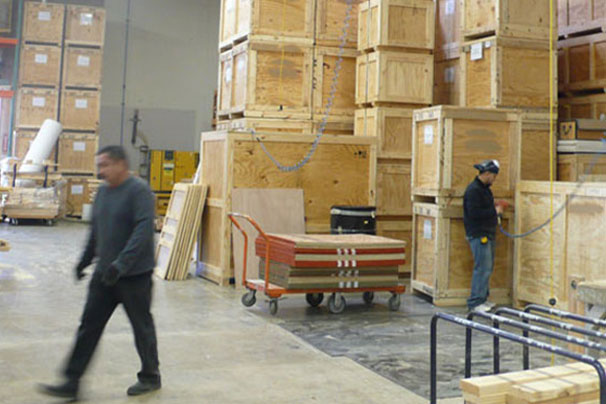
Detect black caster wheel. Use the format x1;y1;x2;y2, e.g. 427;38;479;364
241;291;256;307
45;219;55;226
269;299;279;316
328;293;346;314
305;293;324;307
388;293;401;311
362;291;374;305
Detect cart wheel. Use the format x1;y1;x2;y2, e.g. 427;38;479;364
388;293;401;311
305;293;324;307
241;291;256;307
45;219;55;226
10;218;18;226
328;293;346;314
362;291;374;305
269;299;279;316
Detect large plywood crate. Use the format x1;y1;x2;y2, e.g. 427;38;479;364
65;5;106;47
377;159;412;216
218;0;314;50
356;50;433;106
13;129;56;161
412;106;555;198
559;93;606;120
433;58;460;106
435;0;460;61
197;131;377;285
559;0;606;37
460;36;556;109
58;133;98;175
514;181;606;309
558;33;606;93
315;0;363;48
559;119;606;140
354;107;414;159
312;46;357;117
19;44;61;87
217;40;313;119
558;153;606;182
62;46;103;89
23;1;64;44
376;218;412;275
311;117;354;136
60;89;100;131
16;88;58;128
65;176;100;217
412;203;513;306
461;0;554;42
217;117;313;134
358;0;435;52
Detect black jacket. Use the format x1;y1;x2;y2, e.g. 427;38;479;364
463;177;497;239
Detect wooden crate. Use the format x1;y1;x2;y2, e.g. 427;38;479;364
218;117;313;134
218;0;314;50
62;46;103;89
358;0;435;52
377;159;412;216
354;106;415;159
460;36;556;109
558;93;606;120
311;117;354;135
376;218;412;275
65;5;106;47
315;0;363;48
559;119;606;140
433;57;460;106
558;153;606;181
19;44;61;87
412;203;513;306
412;106;555;198
514;181;606;309
217;40;313;119
197;130;377;285
60;90;100;131
435;0;461;61
13;129;56;161
313;46;357;117
58;133;98;174
461;0;554;42
559;0;606;37
65;176;98;217
356;50;434;106
16;88;58;129
23;1;64;44
558;33;606;93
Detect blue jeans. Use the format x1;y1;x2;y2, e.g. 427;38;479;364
467;237;495;310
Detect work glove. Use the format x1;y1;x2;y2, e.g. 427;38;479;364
74;262;88;281
101;264;120;286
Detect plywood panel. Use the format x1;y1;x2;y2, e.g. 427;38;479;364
376;160;411;216
354;107;413;159
313;47;357;116
463;46;492;108
201;140;226;200
315;0;362;47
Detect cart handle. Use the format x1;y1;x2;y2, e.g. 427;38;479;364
228;213;271;290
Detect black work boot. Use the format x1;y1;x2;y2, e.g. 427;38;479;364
37;379;79;400
126;380;161;396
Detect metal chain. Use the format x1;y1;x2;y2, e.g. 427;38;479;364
249;0;355;172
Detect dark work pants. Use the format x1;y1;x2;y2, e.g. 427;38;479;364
63;271;160;384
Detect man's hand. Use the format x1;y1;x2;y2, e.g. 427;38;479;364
495;205;504;215
74;262;88;281
495;200;509;215
101;265;120;286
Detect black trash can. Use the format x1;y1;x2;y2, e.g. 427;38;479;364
330;206;376;235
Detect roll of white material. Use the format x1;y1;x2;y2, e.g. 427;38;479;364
81;203;93;222
20;119;62;174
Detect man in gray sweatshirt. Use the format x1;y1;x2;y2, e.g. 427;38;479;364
39;145;161;399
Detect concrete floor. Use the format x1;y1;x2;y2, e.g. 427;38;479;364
0;221;559;403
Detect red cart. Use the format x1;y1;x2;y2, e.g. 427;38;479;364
228;212;406;315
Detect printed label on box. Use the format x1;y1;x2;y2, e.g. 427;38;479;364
424;125;434;145
445;0;455;15
423;220;432;240
80;13;93;26
444;66;455;83
38;11;51;21
470;43;483;61
32;97;46;107
77;55;90;67
71;185;84;195
73;141;86;152
225;65;232;83
35;54;48;64
75;99;88;109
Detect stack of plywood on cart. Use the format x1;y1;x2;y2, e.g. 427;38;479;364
354;0;435;277
255;234;404;289
557;119;606;182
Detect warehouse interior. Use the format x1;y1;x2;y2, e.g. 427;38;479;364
2;0;606;403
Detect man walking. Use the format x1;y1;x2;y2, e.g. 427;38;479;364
39;146;161;399
463;160;506;312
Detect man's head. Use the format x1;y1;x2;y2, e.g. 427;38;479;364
96;145;130;187
474;159;500;186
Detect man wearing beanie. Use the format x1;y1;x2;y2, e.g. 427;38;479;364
463;159;505;312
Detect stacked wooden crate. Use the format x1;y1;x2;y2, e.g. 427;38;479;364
410;0;556;306
433;0;460;106
354;0;435;276
557;119;606;182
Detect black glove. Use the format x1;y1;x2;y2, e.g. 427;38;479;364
101;264;120;286
74;262;88;281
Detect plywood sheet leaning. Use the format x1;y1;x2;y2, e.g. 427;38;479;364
231;188;305;289
155;183;208;281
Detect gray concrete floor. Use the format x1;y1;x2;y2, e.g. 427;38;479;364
0;221;560;403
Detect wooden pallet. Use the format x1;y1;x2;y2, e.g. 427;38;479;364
59;89;100;131
64;5;106;47
19;44;61;88
435;0;461;61
16;88;59;129
22;2;64;45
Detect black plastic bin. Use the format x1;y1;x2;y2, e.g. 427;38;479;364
330;206;376;235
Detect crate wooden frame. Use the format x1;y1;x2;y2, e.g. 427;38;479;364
19;44;61;87
313;46;357;117
58;133;98;175
435;0;460;61
376;218;412;274
559;93;606;120
64;5;106;47
358;0;435;52
59;89;100;131
559;0;606;38
315;0;363;48
559;119;606;140
13;129;56;161
65;175;98;217
23;1;65;45
16;87;59;129
433;57;460;106
197;130;377;286
558;32;606;93
311;117;355;136
376;159;412;216
558;153;606;182
62;46;103;89
412;202;513;307
460;36;557;109
354;106;415;159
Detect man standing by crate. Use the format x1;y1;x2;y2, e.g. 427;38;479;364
464;160;507;312
39;146;161;400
